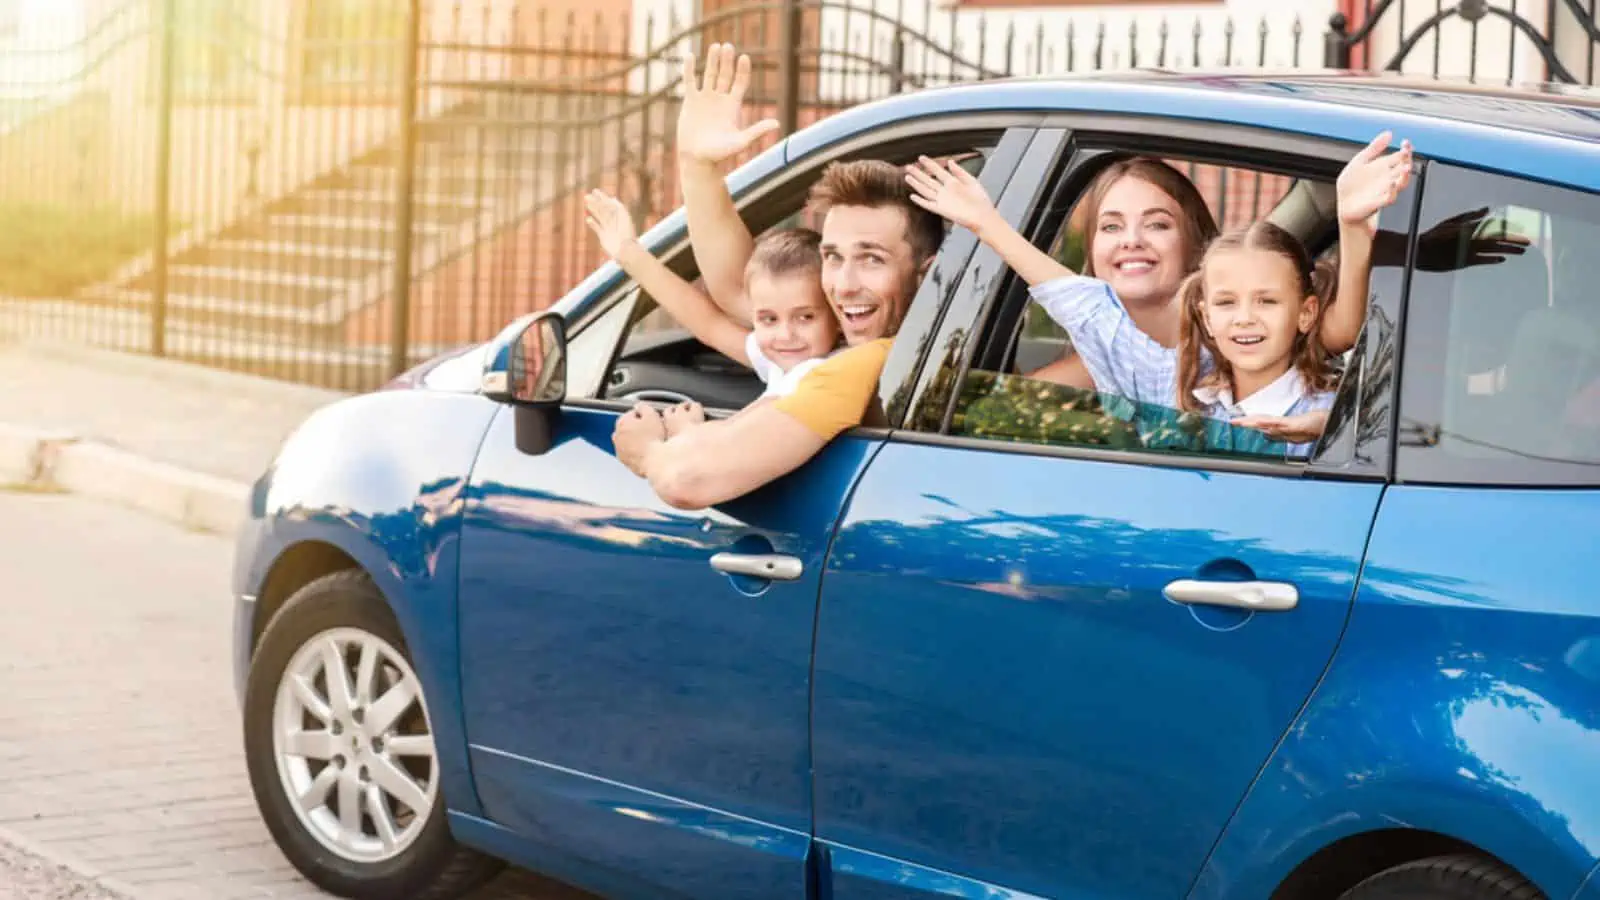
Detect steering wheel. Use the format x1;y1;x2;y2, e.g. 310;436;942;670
615;388;694;407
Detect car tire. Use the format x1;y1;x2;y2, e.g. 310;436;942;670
1340;854;1544;900
243;570;503;900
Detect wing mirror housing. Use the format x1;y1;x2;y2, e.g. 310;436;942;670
481;310;567;456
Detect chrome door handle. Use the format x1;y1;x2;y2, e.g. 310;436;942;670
710;553;803;581
1163;579;1298;612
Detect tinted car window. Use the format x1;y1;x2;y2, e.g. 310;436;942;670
1398;164;1600;485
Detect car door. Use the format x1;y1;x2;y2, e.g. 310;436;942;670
452;125;1035;900
809;124;1411;899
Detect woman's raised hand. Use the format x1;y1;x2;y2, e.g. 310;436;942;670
906;155;1001;235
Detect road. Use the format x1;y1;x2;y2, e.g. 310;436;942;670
0;490;583;900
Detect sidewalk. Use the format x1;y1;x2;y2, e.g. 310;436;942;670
0;336;351;535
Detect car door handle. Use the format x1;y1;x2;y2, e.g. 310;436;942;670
710;553;803;581
1163;579;1298;612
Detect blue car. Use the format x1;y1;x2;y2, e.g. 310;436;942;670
232;71;1600;900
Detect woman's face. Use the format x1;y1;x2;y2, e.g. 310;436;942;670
1088;175;1190;309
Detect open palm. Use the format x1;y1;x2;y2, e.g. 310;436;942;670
676;43;780;166
583;189;636;259
1338;131;1414;236
905;155;999;233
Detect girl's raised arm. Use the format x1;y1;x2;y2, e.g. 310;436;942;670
1323;132;1414;354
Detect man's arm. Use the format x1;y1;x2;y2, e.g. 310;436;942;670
676;44;779;323
638;403;828;509
616;338;892;509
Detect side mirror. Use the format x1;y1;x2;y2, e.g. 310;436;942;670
483;311;567;405
482;311;566;456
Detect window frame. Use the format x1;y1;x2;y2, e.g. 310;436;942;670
1395;162;1600;487
557;114;1042;418
890;115;1419;481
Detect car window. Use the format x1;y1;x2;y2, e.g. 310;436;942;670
1397;164;1600;485
912;148;1384;467
599;139;1004;412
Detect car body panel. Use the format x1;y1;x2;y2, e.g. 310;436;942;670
811;441;1384;899
232;388;504;821
786;75;1600;192
1192;486;1600;900
452;404;885;899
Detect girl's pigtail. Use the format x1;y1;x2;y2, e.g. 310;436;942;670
1175;270;1215;413
1297;256;1342;393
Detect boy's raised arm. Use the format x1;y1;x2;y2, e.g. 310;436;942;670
676;44;780;325
586;190;752;367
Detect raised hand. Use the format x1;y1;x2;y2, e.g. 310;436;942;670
1337;131;1414;236
583;189;638;259
905;155;1000;234
676;42;780;167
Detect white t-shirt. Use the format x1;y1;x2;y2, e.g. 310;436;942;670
745;332;830;399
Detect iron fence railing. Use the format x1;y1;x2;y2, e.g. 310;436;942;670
0;0;1591;391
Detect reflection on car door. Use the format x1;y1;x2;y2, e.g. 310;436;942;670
812;445;1382;899
454;405;874;900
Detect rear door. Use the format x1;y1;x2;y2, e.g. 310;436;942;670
809;123;1411;899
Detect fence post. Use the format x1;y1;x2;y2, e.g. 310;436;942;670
1324;13;1352;68
389;0;423;380
150;0;176;357
777;0;801;135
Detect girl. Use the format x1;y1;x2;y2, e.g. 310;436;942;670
906;132;1412;453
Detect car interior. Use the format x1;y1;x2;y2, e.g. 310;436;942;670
596;149;1349;425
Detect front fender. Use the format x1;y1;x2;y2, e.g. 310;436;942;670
1192;595;1600;900
234;388;506;822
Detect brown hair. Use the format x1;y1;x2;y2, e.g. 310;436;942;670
1076;157;1220;279
745;227;822;284
808;159;946;265
1176;220;1339;413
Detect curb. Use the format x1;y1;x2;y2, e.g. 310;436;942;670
0;820;138;899
0;423;247;537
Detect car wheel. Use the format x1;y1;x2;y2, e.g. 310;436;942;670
243;570;503;900
1340;854;1543;900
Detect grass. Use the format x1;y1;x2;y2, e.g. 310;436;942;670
0;203;163;298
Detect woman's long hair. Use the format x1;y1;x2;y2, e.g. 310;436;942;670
1175;221;1340;413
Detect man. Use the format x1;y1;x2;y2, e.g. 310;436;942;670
611;42;945;510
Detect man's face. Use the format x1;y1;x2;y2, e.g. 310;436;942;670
819;204;925;345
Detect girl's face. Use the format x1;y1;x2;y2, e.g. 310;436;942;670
1089;176;1190;308
1199;248;1319;389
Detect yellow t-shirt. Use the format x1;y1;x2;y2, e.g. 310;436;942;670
772;338;893;440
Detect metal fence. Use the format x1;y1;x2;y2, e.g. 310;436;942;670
0;0;1592;392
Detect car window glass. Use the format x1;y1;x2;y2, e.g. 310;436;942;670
1398;165;1600;485
599;140;1002;412
918;152;1372;466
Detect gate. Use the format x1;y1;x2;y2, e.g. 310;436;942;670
1326;0;1600;84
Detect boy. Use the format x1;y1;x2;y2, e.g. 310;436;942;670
584;189;841;405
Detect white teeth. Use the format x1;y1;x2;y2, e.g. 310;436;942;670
842;305;873;317
1233;336;1264;344
1117;261;1154;272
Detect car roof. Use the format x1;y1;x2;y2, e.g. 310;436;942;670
784;69;1600;193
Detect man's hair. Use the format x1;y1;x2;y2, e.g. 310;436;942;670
807;159;946;264
744;227;822;284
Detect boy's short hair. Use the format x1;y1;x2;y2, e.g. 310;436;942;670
807;159;946;265
744;227;823;284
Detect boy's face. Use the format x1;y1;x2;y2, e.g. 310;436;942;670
747;270;840;370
